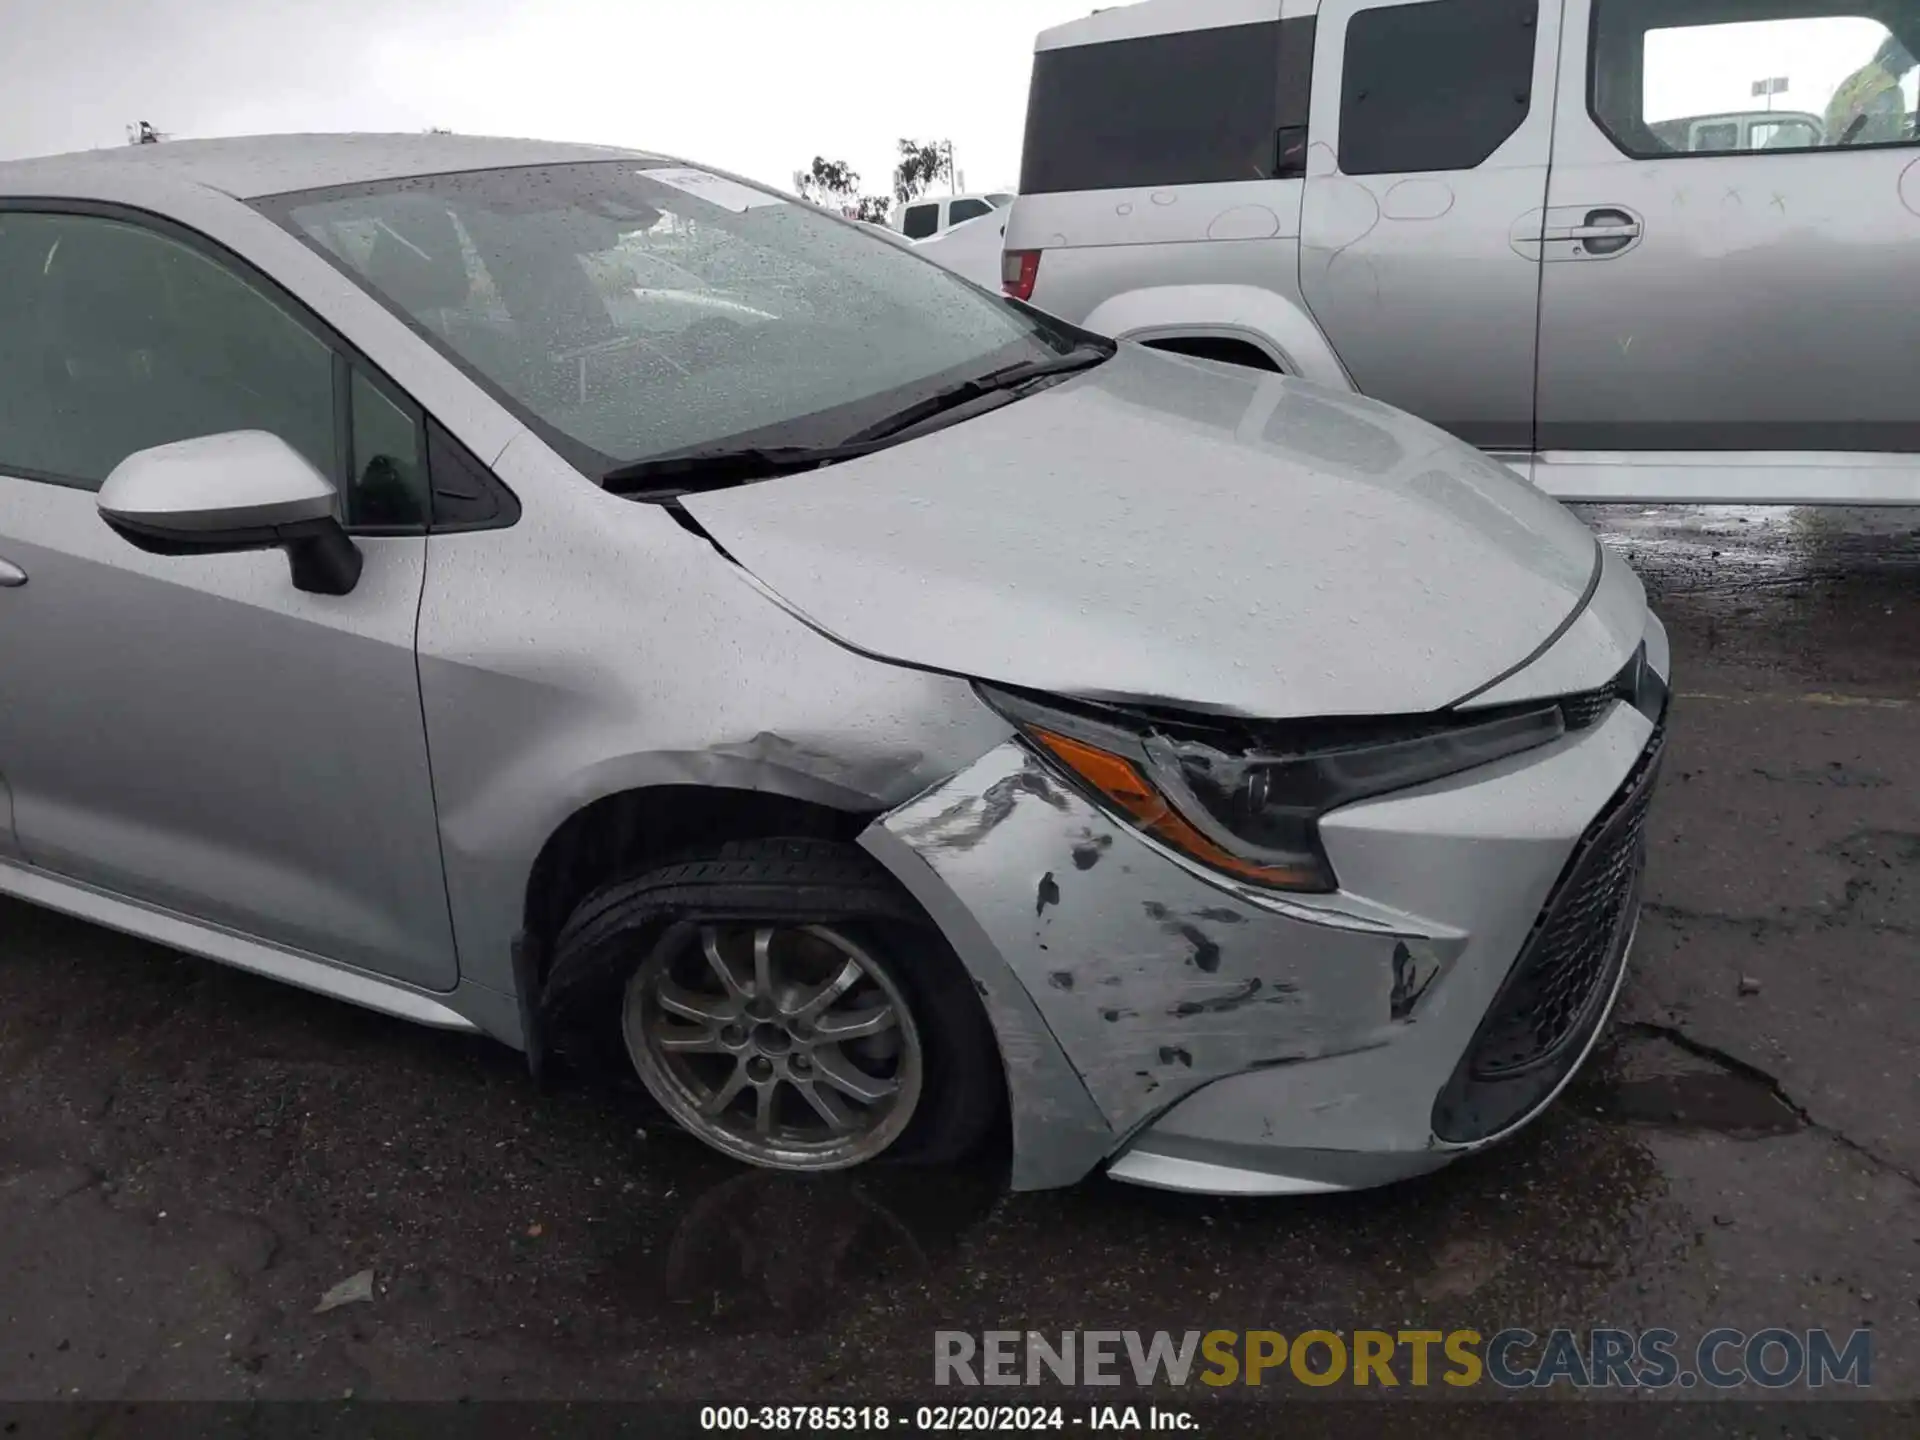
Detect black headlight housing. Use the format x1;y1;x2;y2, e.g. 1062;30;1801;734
980;646;1655;894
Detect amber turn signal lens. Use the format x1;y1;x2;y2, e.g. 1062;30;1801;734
1028;728;1322;890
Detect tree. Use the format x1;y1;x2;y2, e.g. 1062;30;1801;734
892;138;955;203
794;156;860;206
793;155;895;224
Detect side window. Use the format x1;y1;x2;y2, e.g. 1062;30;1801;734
1020;19;1317;192
1338;0;1539;176
947;198;994;225
901;204;940;239
1591;1;1918;158
348;368;428;529
0;211;337;491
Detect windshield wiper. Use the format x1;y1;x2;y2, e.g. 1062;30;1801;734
601;340;1114;498
840;341;1114;445
602;441;881;497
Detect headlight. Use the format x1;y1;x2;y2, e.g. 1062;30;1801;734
978;684;1568;893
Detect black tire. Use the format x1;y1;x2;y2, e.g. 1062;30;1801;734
540;837;1004;1169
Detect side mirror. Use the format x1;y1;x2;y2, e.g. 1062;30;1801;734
97;431;363;596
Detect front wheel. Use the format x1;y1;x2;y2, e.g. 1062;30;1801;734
541;838;1002;1172
627;919;925;1169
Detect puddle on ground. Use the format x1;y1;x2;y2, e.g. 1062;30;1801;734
1578;503;1920;597
1595;1071;1805;1137
1588;1030;1805;1137
619;1160;1005;1333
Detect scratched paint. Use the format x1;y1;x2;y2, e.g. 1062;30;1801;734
881;743;1404;1136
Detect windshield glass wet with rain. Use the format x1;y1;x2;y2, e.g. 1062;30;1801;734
261;161;1065;472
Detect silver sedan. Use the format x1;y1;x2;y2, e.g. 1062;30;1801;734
0;134;1669;1195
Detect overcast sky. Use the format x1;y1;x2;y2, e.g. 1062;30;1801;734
10;2;1911;194
2;0;1093;195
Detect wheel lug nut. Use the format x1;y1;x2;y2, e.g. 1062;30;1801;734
789;1053;812;1074
746;1056;774;1082
721;1024;747;1047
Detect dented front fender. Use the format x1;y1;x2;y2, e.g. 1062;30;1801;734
861;741;1422;1190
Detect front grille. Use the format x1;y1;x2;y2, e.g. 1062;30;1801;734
1558;644;1657;732
1559;687;1618;731
1431;716;1667;1144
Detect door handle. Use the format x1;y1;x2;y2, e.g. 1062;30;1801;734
1550;222;1642;240
0;558;25;588
1543;208;1642;258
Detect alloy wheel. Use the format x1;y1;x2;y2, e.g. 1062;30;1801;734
623;922;924;1170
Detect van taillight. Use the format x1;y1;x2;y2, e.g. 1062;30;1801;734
1002;249;1041;302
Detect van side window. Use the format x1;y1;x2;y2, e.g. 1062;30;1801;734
901;204;941;240
1590;0;1918;158
948;198;994;225
1338;0;1539;176
1020;19;1317;193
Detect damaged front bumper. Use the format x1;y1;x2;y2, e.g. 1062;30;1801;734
859;630;1670;1196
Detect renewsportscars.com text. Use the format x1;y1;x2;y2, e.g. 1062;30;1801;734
934;1328;1872;1390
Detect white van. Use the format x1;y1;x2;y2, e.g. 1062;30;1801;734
894;191;1016;240
910;209;1012;289
1004;0;1920;505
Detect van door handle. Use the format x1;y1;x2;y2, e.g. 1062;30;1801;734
1543;208;1642;258
1551;221;1641;240
0;558;25;588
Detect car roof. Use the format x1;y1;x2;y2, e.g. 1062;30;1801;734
1037;0;1311;52
0;132;664;201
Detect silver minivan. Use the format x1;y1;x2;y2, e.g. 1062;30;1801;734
1006;0;1920;506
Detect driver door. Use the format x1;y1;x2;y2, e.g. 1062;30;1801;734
0;206;459;990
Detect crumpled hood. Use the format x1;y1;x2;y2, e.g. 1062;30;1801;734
684;346;1604;719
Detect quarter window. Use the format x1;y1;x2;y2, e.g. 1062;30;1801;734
1591;0;1919;158
947;197;994;225
901;204;941;239
0;211;337;492
1338;0;1540;176
1019;19;1317;193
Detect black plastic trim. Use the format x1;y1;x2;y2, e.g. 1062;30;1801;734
1431;708;1668;1144
104;512;364;596
426;419;522;533
1537;419;1920;453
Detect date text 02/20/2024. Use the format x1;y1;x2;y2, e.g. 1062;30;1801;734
699;1406;1194;1432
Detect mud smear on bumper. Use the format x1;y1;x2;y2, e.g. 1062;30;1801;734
1069;831;1114;871
1170;978;1269;1017
1142;901;1230;973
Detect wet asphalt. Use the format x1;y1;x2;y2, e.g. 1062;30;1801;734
0;504;1916;1414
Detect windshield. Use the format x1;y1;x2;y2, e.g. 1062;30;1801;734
257;161;1080;474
